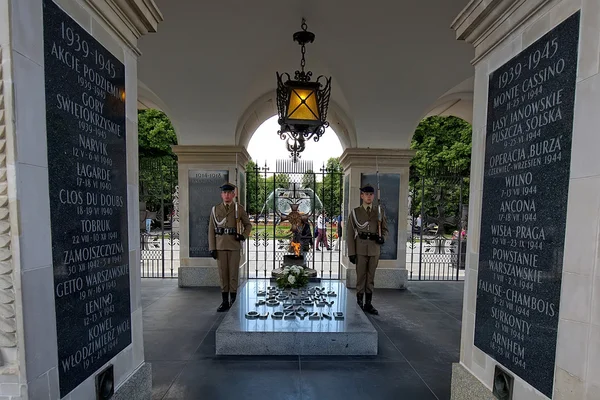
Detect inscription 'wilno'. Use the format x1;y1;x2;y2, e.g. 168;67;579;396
474;12;580;398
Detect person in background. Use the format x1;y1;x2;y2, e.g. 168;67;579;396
315;211;331;251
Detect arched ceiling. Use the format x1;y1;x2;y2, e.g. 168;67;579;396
137;0;474;148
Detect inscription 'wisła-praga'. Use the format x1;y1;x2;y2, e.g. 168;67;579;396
474;12;580;399
43;0;131;397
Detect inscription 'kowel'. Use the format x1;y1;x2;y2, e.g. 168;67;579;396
43;0;131;397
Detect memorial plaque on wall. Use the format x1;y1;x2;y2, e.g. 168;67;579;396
473;12;580;398
189;170;229;257
43;0;131;396
360;173;400;259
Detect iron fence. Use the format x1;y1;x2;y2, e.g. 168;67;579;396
246;160;344;280
407;174;468;281
139;157;179;278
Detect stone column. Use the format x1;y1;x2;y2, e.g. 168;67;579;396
339;148;414;290
1;0;161;398
451;1;600;399
173;145;250;287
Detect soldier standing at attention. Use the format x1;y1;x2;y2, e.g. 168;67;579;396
208;183;252;312
346;184;388;315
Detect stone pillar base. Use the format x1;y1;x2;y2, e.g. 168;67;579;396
342;263;408;289
113;363;152;400
178;266;221;287
375;268;408;289
178;265;246;288
450;363;494;400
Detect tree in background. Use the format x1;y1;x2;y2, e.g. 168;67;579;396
245;160;262;215
320;157;343;217
409;116;472;232
138;109;178;216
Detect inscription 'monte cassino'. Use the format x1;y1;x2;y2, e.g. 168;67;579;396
43;0;131;397
474;12;580;399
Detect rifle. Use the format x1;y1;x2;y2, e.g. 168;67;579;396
376;157;382;238
235;153;241;235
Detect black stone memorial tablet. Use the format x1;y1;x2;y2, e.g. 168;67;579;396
474;12;580;398
43;0;131;397
360;173;400;259
189;170;229;257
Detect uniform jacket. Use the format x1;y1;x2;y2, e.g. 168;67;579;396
346;205;388;257
208;202;252;251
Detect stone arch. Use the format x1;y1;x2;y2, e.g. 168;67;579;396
235;90;357;150
421;77;474;124
137;80;182;139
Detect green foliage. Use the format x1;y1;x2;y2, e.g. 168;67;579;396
276;266;309;289
245;160;262;215
409;116;472;228
138;109;178;214
320;157;343;216
411;116;472;177
138;109;177;158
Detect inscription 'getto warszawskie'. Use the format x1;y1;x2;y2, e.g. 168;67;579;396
43;0;131;397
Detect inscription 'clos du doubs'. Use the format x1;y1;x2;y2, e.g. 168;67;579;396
43;0;131;397
474;12;580;399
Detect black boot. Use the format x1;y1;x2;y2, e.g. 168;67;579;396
357;293;364;310
229;292;237;307
364;293;379;315
217;292;230;312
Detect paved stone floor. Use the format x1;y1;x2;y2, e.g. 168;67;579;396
143;278;463;400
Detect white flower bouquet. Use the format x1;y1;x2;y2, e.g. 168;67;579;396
276;265;309;289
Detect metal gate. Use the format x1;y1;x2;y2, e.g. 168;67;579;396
246;159;343;279
407;173;468;281
139;157;179;278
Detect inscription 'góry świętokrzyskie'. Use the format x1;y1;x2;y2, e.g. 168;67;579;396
43;0;131;397
474;12;580;398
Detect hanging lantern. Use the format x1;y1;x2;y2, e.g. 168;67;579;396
276;18;332;163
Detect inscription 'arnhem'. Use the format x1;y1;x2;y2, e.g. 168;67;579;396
473;12;580;399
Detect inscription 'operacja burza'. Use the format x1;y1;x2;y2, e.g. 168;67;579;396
474;12;580;399
43;0;131;396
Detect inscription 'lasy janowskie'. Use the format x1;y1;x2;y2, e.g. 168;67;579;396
474;12;580;399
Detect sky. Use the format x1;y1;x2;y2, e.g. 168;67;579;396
247;115;343;172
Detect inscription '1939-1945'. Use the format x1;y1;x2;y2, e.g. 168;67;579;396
43;0;131;397
474;12;580;399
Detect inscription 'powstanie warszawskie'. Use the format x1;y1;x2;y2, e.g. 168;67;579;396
474;12;580;398
43;0;131;397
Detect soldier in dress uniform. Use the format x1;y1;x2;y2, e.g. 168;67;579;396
208;183;252;312
346;184;388;315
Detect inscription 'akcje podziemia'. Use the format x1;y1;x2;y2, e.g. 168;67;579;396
474;11;580;399
43;0;131;397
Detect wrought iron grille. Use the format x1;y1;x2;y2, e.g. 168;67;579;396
407;173;468;281
246;159;344;280
139;157;179;278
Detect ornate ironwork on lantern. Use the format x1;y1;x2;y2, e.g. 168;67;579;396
276;18;332;162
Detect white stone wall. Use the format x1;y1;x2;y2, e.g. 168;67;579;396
8;0;145;398
462;0;600;398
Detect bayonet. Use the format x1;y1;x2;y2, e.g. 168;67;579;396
376;156;382;238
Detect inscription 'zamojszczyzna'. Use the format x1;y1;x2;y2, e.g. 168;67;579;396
43;0;131;397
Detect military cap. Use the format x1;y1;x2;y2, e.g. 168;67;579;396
220;183;236;192
360;184;375;193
